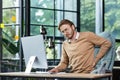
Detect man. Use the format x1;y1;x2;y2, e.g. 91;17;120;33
49;19;111;74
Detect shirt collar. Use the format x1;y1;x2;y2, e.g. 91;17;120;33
75;32;80;40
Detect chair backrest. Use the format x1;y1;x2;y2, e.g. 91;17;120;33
92;31;116;74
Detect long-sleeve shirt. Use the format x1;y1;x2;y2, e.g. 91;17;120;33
56;32;111;73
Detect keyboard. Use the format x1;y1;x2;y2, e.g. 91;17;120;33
35;71;51;74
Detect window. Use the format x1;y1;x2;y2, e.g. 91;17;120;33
104;0;120;39
2;0;20;58
80;0;96;32
30;0;78;59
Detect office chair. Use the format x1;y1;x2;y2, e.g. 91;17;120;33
91;31;116;80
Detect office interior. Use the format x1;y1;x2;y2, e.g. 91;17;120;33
0;0;120;80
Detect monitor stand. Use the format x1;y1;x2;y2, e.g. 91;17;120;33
25;56;37;73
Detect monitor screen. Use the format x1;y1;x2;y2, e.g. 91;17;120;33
21;35;48;71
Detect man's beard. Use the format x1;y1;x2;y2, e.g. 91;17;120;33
67;33;74;39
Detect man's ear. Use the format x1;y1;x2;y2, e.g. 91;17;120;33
71;25;75;30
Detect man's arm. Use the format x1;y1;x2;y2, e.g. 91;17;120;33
49;43;69;73
88;32;111;64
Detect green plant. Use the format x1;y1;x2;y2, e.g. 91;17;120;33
1;31;19;55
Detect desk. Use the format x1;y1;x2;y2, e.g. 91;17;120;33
0;72;112;80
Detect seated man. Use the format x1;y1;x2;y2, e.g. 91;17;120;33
49;19;111;74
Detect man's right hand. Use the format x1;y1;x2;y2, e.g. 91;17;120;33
48;68;59;74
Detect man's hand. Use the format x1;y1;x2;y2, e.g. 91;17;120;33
48;68;59;74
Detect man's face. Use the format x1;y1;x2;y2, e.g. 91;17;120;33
60;24;75;39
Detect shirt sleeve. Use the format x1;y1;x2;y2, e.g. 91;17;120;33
87;32;111;64
55;43;69;71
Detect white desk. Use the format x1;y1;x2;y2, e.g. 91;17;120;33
0;72;112;80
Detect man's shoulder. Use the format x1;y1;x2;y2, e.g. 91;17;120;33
80;31;94;34
80;31;95;36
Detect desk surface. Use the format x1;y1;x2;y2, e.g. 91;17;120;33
0;72;112;79
113;66;120;69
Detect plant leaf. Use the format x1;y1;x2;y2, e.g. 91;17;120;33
2;38;19;55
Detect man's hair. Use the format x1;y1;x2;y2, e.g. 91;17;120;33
58;19;75;30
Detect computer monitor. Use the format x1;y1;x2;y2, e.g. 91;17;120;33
21;35;48;73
